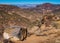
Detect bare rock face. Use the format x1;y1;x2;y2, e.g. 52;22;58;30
3;25;27;42
3;25;21;41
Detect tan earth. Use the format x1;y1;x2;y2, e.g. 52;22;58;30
11;29;60;43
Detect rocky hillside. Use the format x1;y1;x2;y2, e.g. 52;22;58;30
0;3;60;43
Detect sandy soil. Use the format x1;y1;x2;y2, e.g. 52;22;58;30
13;29;60;43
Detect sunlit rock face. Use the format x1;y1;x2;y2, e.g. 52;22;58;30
3;26;21;41
3;32;20;41
3;32;10;39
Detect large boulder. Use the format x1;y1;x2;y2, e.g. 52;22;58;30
3;25;27;41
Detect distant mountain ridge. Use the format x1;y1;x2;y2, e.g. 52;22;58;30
0;3;60;27
15;4;37;8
